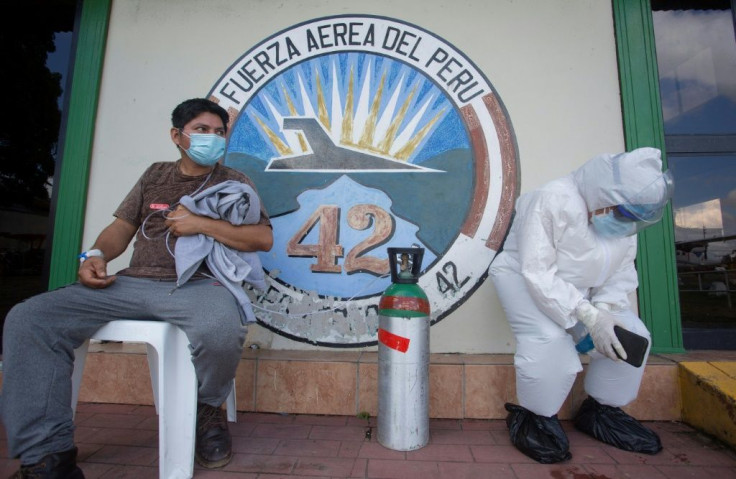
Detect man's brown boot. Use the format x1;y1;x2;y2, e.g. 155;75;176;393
195;403;232;468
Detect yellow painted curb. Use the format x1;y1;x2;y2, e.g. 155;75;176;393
712;362;736;381
679;362;736;449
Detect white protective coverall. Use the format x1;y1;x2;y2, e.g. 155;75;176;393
489;148;665;417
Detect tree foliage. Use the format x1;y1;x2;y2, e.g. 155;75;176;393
0;5;66;212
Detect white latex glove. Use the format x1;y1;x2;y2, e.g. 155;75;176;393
593;301;627;313
575;302;627;361
593;302;613;312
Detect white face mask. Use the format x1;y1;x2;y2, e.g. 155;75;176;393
591;211;637;238
181;132;226;166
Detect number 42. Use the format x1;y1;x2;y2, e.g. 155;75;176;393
286;204;393;275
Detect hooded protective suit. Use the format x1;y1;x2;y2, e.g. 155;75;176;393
489;147;668;417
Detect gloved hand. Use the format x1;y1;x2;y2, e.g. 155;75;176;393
575;302;627;361
593;301;627;313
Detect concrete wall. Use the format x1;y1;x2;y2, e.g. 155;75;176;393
84;0;625;352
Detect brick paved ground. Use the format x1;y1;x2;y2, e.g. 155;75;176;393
1;402;735;478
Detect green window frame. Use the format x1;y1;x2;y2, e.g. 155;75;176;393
48;0;111;290
612;0;684;353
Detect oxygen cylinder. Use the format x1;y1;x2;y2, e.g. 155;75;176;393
377;247;430;451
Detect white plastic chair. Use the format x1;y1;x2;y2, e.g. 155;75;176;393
71;320;237;479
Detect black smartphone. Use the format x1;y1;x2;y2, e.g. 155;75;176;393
614;325;649;368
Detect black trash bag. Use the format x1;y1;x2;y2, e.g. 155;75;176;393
505;403;572;463
574;397;662;454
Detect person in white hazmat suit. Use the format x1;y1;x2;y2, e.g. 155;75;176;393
489;147;673;463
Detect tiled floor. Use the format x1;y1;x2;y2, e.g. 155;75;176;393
1;403;736;478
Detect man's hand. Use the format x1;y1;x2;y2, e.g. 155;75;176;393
76;218;136;289
78;256;116;289
576;302;627;361
164;205;203;237
164;204;273;252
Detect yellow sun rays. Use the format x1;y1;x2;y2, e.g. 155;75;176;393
254;61;440;163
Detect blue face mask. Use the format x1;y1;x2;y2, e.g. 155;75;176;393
591;211;637;238
181;132;226;166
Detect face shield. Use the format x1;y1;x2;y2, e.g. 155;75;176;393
591;170;674;238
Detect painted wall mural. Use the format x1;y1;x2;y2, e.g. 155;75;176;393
208;15;518;346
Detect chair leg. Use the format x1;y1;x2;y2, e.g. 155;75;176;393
146;343;160;414
71;340;90;418
157;325;197;479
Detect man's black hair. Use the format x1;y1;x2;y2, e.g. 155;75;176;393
171;98;229;131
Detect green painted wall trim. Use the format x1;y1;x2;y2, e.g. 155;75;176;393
612;0;684;353
48;0;112;290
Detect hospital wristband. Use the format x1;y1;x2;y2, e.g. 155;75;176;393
78;249;104;263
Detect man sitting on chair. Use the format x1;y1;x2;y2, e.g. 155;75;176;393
1;98;273;478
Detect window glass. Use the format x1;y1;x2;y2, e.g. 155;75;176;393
653;8;736;134
653;1;736;348
669;155;736;331
0;3;76;340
